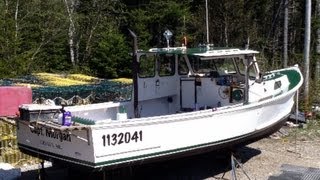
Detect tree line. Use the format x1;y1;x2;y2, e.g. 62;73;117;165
0;0;318;80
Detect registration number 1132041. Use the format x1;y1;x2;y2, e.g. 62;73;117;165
102;130;143;146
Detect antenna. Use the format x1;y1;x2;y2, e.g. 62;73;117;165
183;15;186;35
245;37;250;50
183;15;187;46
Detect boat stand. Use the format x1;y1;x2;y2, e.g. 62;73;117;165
38;160;47;180
219;153;251;180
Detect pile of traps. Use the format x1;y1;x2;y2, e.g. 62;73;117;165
0;118;40;166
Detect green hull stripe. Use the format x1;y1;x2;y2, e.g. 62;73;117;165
18;143;96;167
95;134;249;167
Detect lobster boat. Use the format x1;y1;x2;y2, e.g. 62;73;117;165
16;31;303;169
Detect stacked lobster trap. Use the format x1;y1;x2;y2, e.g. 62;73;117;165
0;117;39;166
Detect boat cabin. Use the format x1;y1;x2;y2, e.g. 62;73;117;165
134;46;261;118
18;44;291;125
20;45;289;124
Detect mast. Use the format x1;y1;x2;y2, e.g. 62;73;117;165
129;29;139;118
316;0;320;80
304;0;311;108
205;0;209;44
283;0;288;68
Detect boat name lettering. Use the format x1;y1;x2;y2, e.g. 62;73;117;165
30;127;71;142
30;127;44;136
102;131;143;146
45;129;71;142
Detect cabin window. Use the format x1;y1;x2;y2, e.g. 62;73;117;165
235;58;256;79
139;55;155;78
274;81;282;90
214;58;236;74
158;54;175;76
178;55;189;75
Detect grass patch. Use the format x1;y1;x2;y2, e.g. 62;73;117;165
33;73;93;86
286;116;320;141
109;78;132;84
66;74;100;82
1;73;133;87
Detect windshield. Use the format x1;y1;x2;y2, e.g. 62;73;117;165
188;55;216;73
188;55;236;75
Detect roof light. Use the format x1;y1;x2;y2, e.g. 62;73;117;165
163;29;173;48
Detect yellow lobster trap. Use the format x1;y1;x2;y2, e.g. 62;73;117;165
0;117;40;166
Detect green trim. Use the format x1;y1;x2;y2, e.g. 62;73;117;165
72;116;95;125
280;69;302;90
263;73;283;80
263;69;302;91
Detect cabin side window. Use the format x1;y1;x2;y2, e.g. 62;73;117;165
178;55;189;75
158;54;175;76
139;55;155;78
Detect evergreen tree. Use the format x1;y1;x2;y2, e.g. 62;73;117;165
0;0;317;83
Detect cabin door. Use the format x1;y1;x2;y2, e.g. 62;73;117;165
137;53;178;116
137;54;177;101
155;54;177;97
137;54;156;101
180;78;195;110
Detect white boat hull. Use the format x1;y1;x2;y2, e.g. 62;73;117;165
17;87;295;169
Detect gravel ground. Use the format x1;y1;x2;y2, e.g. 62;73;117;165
211;124;320;180
213;135;320;179
17;124;320;180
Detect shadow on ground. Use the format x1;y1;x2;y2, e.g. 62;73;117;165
19;146;261;180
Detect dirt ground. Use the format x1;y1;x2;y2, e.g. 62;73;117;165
213;132;320;179
209;119;320;180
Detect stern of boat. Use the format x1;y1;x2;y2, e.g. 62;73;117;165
16;119;96;167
